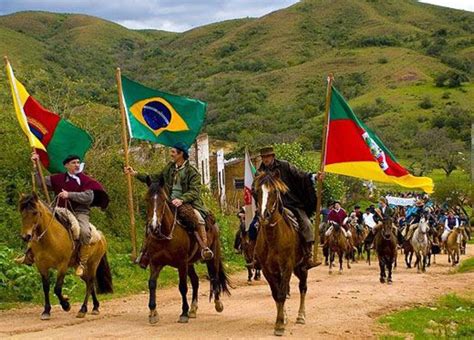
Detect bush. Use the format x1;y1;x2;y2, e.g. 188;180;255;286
435;71;469;88
377;57;388;64
419;96;433;109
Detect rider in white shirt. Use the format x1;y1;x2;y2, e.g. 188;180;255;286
363;208;377;229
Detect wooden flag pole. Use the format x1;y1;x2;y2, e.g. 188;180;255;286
115;67;137;260
4;56;50;204
313;73;334;263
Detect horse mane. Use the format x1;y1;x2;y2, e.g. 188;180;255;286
19;194;37;212
147;181;169;200
254;172;288;194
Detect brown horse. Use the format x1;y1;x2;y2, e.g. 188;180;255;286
374;218;397;284
253;172;307;336
18;193;112;320
446;226;464;265
326;222;351;274
143;179;230;324
240;231;261;284
348;220;367;261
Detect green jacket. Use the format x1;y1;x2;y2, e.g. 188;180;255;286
137;161;208;216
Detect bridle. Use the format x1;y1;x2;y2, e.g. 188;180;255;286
148;193;177;240
25;196;59;242
260;188;283;227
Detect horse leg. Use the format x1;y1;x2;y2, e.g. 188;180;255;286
40;271;52;320
339;251;343;273
247;267;253;284
91;286;100;315
328;249;333;273
379;258;386;284
269;275;287;336
148;264;163;324
387;259;393;284
188;264;199;319
77;277;92;318
255;269;261;281
294;266;308;325
54;268;70;312
346;250;351;269
206;258;224;313
177;265;190;323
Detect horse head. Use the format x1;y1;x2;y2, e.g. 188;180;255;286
254;171;288;224
145;176;169;232
381;217;394;240
418;217;429;235
18;192;42;242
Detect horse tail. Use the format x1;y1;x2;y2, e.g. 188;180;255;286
208;235;231;301
95;253;113;294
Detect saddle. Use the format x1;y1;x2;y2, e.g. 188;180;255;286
176;203;216;233
282;208;299;231
54;207;102;244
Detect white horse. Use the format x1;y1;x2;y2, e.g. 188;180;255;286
410;217;430;273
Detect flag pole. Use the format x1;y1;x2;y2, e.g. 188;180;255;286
115;67;137;261
313;73;334;263
4;56;51;204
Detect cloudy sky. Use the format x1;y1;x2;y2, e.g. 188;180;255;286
0;0;472;32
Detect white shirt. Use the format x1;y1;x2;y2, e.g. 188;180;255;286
363;212;376;229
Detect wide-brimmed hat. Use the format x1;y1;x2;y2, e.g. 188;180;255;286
260;146;275;157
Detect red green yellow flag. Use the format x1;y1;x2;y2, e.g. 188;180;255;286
5;60;92;173
324;86;434;193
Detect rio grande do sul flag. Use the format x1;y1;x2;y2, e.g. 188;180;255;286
244;148;256;231
5;60;92;173
324;86;434;193
120;75;206;148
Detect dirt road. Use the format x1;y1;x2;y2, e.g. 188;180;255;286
1;246;472;339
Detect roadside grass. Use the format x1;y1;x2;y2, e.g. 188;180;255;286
379;292;474;339
458;256;474;274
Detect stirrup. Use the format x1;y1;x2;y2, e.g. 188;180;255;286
75;264;85;277
201;247;214;260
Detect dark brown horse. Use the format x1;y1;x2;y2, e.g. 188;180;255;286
254;172;307;336
240;231;261;284
143;179;230;324
374;218;397;284
19;193;113;320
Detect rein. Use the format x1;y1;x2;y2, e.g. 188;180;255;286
33;196;60;241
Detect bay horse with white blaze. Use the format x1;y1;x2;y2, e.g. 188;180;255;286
18;193;113;320
143;178;230;324
254;171;308;336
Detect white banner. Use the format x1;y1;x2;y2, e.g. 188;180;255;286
386;196;416;206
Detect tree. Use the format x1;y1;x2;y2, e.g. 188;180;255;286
432;176;471;207
416;128;467;177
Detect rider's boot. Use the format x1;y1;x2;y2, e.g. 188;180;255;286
197;223;214;261
75;244;93;277
14;247;34;266
304;242;322;270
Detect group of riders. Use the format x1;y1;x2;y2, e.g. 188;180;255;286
17;143;469;276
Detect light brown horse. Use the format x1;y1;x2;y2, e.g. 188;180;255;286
253;172;308;336
19;193;112;320
143;179;230;324
327;222;351;274
446;226;464;265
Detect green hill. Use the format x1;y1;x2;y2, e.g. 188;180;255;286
0;0;472;241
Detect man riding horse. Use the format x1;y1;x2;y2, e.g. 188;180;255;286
441;210;459;248
254;146;322;270
125;142;214;268
16;152;109;278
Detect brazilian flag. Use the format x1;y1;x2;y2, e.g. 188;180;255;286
121;76;206;148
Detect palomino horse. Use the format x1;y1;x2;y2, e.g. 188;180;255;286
446;226;465;265
18;193;112;320
327;222;351;274
374;218;397;284
253;172;307;336
143;179;230;324
410;218;430;273
240;231;261;284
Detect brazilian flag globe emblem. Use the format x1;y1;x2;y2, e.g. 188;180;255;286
121;76;206;147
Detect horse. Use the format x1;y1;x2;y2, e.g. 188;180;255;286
240;230;261;284
18;193;113;320
410;218;430;273
253;172;307;336
143;178;230;324
446;226;465;265
374;218;397;284
349;220;367;261
326;222;351;274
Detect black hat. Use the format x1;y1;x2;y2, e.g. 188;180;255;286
63;154;81;165
354;205;361;209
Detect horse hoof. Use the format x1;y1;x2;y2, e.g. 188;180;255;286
215;300;224;313
178;315;189;323
274;328;285;336
61;301;71;312
189;304;198;318
76;311;86;319
380;278;385;284
149;310;159;324
387;279;393;285
247;280;252;285
91;309;100;315
296;316;306;324
40;312;51;320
